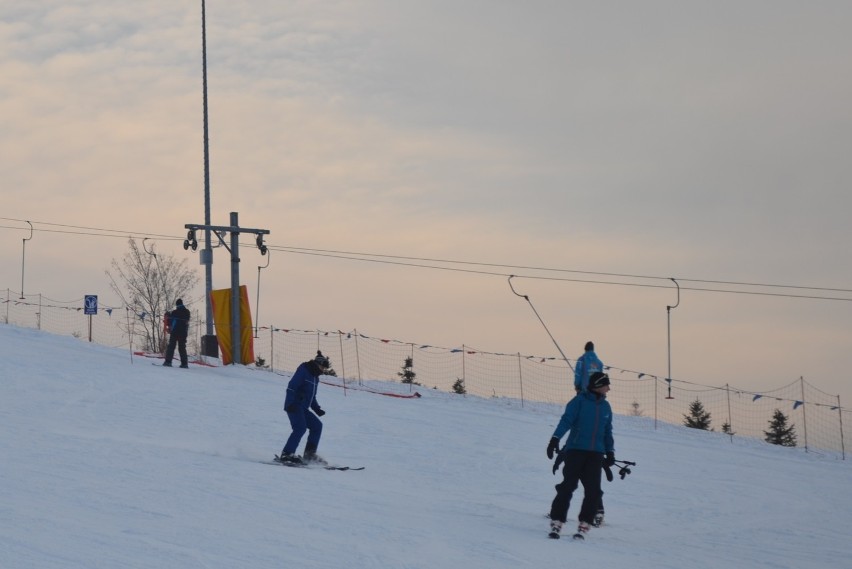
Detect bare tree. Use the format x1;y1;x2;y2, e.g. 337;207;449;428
107;238;199;352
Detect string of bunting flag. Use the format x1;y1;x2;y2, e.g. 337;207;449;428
3;289;848;456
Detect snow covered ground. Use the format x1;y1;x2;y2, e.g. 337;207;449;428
1;325;850;569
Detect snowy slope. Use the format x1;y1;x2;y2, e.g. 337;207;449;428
1;325;850;569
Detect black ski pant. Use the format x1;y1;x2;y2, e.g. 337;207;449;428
549;449;603;525
165;334;188;367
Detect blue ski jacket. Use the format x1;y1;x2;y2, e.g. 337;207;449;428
574;350;604;392
283;361;324;414
552;391;614;455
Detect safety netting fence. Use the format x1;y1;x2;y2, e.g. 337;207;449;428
3;289;847;458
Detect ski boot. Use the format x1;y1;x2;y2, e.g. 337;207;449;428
573;521;590;540
303;444;328;465
548;519;563;539
274;452;305;466
592;510;605;528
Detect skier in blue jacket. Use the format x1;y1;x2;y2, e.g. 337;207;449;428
277;351;330;465
574;341;603;393
546;371;615;540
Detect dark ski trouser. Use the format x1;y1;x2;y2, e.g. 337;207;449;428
283;409;322;455
165;335;188;366
549;450;603;524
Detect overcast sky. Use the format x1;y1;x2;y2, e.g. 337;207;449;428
2;1;851;403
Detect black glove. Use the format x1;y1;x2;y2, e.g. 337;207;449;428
285;405;296;413
315;408;326;417
604;451;615;468
546;437;560;460
603;465;614;482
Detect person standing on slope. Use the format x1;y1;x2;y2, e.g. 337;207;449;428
546;371;615;540
574;341;603;393
277;351;330;465
573;340;607;526
163;298;191;368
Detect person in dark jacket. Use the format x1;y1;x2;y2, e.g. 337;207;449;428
163;298;190;368
546;371;615;539
277;351;330;465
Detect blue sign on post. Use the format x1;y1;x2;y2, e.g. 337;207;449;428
84;295;98;315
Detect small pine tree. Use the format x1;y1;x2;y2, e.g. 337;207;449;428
683;398;712;430
764;409;797;447
255;356;269;369
452;378;466;395
721;421;734;435
398;356;419;385
630;400;643;417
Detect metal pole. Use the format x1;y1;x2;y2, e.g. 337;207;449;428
230;212;241;364
255;250;270;338
666;277;680;399
201;0;215;347
20;221;32;299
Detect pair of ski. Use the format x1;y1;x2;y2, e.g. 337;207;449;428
269;455;364;471
549;520;588;541
549;529;586;541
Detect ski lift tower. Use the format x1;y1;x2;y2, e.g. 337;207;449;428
184;212;269;364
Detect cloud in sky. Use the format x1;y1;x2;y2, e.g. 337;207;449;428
2;1;852;403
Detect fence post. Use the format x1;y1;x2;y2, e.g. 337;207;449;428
354;328;362;385
725;383;734;443
654;377;658;430
462;344;466;385
270;327;275;372
517;352;524;407
126;306;134;362
339;331;347;396
837;395;846;460
408;343;414;393
800;376;809;452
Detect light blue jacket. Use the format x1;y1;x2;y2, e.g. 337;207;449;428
574;350;603;392
552;391;614;455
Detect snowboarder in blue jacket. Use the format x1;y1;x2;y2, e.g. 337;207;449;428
278;351;330;465
546;371;615;539
574;341;603;393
